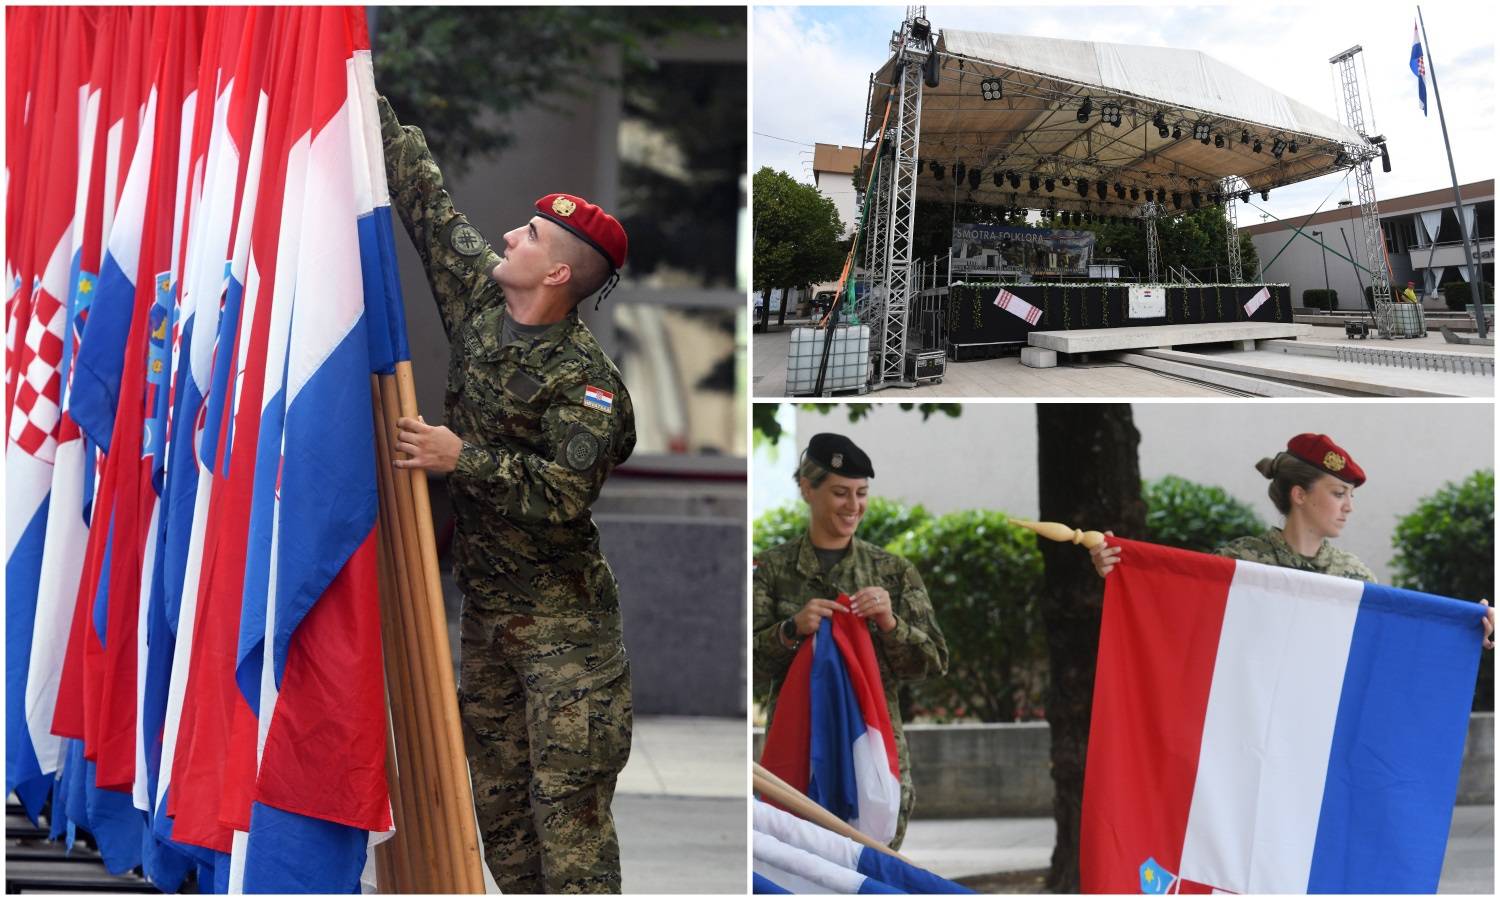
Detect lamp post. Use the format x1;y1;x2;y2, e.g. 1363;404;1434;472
1311;229;1331;306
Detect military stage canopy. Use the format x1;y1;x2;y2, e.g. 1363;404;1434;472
867;30;1380;214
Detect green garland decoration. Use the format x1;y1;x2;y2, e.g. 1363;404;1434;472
1062;285;1071;330
1042;283;1051;326
971;291;984;330
1102;287;1110;328
1215;284;1223;321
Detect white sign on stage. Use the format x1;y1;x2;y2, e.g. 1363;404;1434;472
1129;285;1165;318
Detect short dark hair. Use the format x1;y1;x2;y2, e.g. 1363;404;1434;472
557;233;613;303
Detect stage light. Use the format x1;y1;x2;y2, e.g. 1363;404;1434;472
980;78;1003;101
1261;189;1270;201
1077;178;1089;197
954;162;966;183
1271;138;1286;158
1009;171;1021;189
1172;124;1182;140
1030;174;1041;191
1252;138;1263;153
1153;111;1167;138
1101;101;1122;126
910;16;931;43
1095;181;1107;200
994;171;1005;188
1209;192;1221;205
1190;190;1201;208
1334;149;1348;166
1145;189;1154;203
1172;191;1183;209
1194;122;1210;142
1214;133;1225;148
969;167;982;190
1379;142;1391;173
1288;140;1298;153
1239;190;1251;203
1114;182;1125;199
1240;129;1250;144
1077;98;1093;123
1130;186;1139;201
1061;176;1071;186
932;163;945;181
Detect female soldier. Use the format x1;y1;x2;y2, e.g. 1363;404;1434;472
752;433;949;850
1091;433;1494;646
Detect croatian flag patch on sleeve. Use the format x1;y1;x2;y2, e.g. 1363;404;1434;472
584;385;614;413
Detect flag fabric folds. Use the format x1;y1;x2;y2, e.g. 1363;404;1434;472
6;8;398;892
1410;21;1428;116
1081;538;1483;894
760;595;902;846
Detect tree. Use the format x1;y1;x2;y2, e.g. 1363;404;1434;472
753;167;846;326
373;7;740;176
1036;404;1146;892
751;402;963;446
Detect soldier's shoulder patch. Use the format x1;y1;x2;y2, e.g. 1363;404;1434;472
562;429;601;471
441;217;486;258
583;384;614;414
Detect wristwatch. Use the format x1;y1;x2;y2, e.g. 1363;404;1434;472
779;617;801;648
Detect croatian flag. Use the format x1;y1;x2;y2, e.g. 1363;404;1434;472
1410;22;1427;116
753;799;972;894
1243;285;1270;317
1081;539;1483;894
761;596;901;845
993;287;1042;326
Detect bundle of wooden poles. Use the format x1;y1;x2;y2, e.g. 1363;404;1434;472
752;762;913;865
368;362;485;893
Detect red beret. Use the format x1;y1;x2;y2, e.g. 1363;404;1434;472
534;193;627;272
1286;433;1365;486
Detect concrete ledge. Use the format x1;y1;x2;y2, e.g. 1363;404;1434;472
1028;322;1312;354
1113;351;1335;397
1019;346;1057;368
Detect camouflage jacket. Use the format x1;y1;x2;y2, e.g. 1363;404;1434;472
379;97;636;615
1217;528;1376;583
752;534;949;720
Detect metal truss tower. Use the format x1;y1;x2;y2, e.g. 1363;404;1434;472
1143;203;1161;283
870;10;928;388
1220;176;1245;283
1330;45;1404;336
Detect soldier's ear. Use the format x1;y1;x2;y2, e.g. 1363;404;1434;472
542;260;572;289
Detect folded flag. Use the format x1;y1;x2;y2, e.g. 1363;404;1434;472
993;287;1042;326
760;595;901;845
1242;286;1269;317
1081;538;1483;894
753;799;973;894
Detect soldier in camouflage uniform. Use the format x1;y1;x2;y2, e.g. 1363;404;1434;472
752;434;949;850
378;96;635;894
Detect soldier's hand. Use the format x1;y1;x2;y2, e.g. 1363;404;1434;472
850;586;897;633
1090;531;1120;578
793;597;845;636
394;416;462;474
1482;599;1494;650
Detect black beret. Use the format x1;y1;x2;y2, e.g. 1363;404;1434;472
804;432;874;479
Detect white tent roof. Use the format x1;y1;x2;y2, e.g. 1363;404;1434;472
866;29;1376;211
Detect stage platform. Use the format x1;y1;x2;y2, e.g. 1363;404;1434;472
1025;321;1312;359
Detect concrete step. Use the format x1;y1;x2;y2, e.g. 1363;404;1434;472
1154;347;1489;397
1027;321;1312;356
1262;338;1495;375
1113;351;1340;397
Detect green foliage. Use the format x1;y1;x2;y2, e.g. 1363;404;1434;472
1143;475;1266;554
1440;280;1494;311
1391;470;1495;712
889;512;1046;722
1301;289;1338;311
751;497;932;558
374;7;740;176
751;402;963;446
753;167;846;296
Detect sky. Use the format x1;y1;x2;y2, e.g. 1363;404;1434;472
753;2;1497;226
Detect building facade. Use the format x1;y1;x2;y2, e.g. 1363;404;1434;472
1240;179;1493;311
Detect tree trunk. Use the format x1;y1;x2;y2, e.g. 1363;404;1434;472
1036;404;1146;892
776;287;789;327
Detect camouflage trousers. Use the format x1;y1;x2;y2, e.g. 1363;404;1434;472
459;601;633;893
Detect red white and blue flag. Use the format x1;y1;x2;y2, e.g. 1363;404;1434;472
1410;21;1428;116
761;596;902;846
8;8;399;893
1081;539;1483;894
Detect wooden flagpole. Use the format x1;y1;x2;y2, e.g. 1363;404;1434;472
752;763;915;864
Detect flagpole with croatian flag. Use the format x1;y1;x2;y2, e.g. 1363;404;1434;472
1414;5;1487;339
